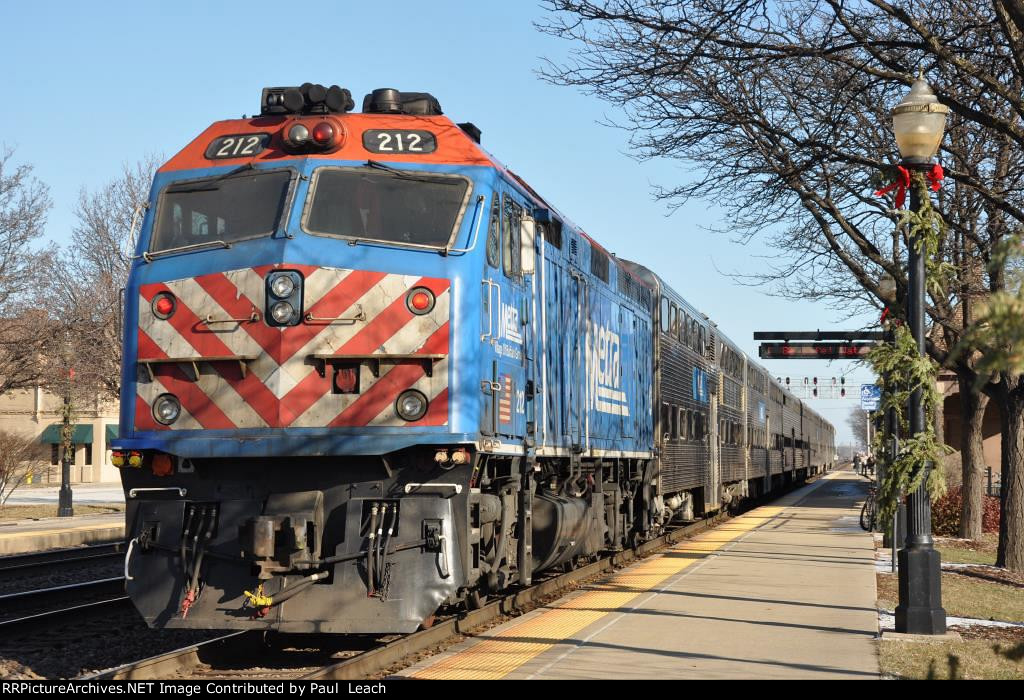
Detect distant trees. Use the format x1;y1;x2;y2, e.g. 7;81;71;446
0;431;49;507
0;149;157;503
846;407;872;454
539;0;1024;569
47;156;160;400
0;147;55;396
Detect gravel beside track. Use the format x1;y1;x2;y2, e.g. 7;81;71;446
3;474;828;680
0;544;125;595
0;600;217;679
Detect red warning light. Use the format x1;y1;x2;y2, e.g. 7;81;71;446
152;293;176;319
406;287;435;315
312;122;336;145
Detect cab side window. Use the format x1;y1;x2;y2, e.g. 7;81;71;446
486;193;500;268
502;193;522;280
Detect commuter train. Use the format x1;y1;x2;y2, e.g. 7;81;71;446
112;84;835;633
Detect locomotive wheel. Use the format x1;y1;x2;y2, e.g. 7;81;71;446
466;586;488;610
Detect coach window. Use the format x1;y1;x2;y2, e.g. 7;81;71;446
678;407;687;441
661;402;671;439
486;193;501;268
502;194;522;280
660;297;671;333
669;304;678;337
671;405;679;441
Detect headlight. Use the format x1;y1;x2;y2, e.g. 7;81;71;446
270;275;295;298
153;394;181;425
270;301;295;324
395;390;428;422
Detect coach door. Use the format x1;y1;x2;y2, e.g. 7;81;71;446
708;394;720;512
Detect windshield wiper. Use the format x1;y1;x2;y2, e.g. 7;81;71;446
365;160;462;185
142;239;232;262
166;163;257;194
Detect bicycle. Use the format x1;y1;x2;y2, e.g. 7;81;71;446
860;486;878;531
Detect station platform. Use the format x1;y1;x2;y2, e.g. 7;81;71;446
400;470;879;680
0;513;124;555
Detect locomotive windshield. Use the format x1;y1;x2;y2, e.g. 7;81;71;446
303;167;471;248
150;170;293;253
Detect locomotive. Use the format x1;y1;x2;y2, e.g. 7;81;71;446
112;84;835;633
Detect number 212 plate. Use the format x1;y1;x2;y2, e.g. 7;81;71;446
205;133;271;159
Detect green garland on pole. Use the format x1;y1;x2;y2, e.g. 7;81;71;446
868;173;952;528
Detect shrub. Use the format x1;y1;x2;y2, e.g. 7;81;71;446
930;485;1001;536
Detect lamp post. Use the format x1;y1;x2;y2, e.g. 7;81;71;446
889;73;948;635
58;331;75;518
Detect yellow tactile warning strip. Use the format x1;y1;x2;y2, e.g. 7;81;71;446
411;504;785;679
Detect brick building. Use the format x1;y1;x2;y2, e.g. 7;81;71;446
0;386;120;483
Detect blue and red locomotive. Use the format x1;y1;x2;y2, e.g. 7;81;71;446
112;84;835;633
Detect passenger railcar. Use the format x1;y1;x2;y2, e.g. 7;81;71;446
112;85;834;633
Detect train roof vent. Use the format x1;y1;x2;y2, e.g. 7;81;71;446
362;89;443;115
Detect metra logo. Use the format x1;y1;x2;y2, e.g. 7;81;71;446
586;321;629;416
499;302;523;345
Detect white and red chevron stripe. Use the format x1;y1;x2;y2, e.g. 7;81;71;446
135;265;450;431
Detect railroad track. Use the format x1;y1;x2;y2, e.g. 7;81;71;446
83;471;829;681
0;542;126;581
0;577;129;636
84;513;730;680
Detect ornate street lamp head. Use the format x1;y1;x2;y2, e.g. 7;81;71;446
878;272;897;301
892;72;949;164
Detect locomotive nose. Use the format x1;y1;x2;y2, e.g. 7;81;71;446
134;264;451;432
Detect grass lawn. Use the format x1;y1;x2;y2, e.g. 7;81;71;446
0;504;123;521
878;546;1024;680
881;634;1024;680
877;570;1024;623
935;534;999;566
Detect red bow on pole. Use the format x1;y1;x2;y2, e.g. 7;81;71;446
874;164;944;209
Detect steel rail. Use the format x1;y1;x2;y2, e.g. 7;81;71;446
80;471;827;681
0;576;126;618
305;470;829;680
302;512;729;680
0;542;125;579
0;596;131;638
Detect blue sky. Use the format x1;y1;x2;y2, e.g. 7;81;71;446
1;1;877;444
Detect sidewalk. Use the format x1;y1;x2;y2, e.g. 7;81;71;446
5;483;124;505
400;470;879;680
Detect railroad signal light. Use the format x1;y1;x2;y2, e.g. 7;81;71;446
785;377;790;385
813;377;818;385
803;377;808;385
841;388;846;397
813;388;818;397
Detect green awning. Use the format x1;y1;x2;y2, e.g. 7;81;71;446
105;424;119;441
39;423;94;444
